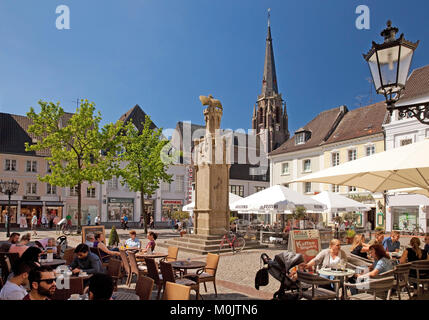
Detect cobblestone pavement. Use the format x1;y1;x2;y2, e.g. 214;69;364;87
2;227;428;300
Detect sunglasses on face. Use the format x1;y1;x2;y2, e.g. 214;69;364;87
39;278;56;284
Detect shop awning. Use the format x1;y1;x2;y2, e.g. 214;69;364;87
21;201;43;206
388;194;429;207
45;202;64;207
0;200;18;205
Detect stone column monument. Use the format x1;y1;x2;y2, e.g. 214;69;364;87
193;95;230;235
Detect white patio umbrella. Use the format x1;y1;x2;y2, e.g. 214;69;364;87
310;191;371;227
293;138;429;193
230;185;326;214
311;191;371;213
182;193;243;212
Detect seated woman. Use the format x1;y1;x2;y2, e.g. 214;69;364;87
304;239;348;271
125;230;140;249
93;232;120;262
399;237;428;264
350;234;369;259
8;233;31;257
141;232;158;254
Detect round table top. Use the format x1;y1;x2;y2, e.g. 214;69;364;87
112;291;140;301
388;251;402;258
318;268;355;277
171;260;206;270
40;259;67;267
135;252;168;259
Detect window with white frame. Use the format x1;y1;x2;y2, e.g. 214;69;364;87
4;159;16;171
87;186;96;198
348;186;357;192
281;162;289;175
348;149;357;161
305;182;312;193
303;159;311;172
229;185;244;197
366;145;375;156
332;152;340;167
161;182;171;192
47;183;56;195
26;183;37;194
107;177;118;190
26;160;37;172
295;133;305;145
70;186;79;196
331;184;340;193
255;186;265;193
175;175;184;193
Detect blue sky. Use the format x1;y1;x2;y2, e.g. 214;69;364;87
0;0;427;136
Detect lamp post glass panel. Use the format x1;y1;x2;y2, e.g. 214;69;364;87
363;21;429;124
0;180;20;237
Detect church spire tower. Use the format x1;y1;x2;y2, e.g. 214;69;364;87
252;9;289;153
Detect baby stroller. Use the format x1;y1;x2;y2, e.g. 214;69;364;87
256;251;305;300
56;236;68;257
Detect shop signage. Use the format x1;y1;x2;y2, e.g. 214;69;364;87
162;200;183;205
288;230;321;263
23;196;40;201
108;198;134;203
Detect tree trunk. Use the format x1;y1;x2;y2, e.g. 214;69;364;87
77;182;82;234
141;188;147;234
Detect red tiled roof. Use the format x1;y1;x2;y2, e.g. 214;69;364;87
322;101;387;145
269;106;347;156
398;64;429;102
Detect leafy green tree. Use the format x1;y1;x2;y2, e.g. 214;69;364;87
118;115;172;234
25;100;122;233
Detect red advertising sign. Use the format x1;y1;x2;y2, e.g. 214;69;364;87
162;200;183;205
294;238;320;263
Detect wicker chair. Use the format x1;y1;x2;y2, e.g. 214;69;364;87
145;257;164;299
162;281;191;300
194;253;219;297
63;248;76;266
128;251;147;286
166;246;179;262
135;275;154;300
345;276;395;300
107;258;122;291
119;249;131;286
409;260;429;297
391;262;412;300
297;271;340;300
159;261;200;300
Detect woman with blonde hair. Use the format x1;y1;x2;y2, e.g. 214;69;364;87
350;234;369;259
399;237;428;264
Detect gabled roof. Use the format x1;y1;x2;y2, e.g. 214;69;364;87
119;105;157;131
269;106;347;156
322;101;387;145
0;112;73;157
397;64;429;102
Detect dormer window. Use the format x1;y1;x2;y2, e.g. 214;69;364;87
295;128;311;145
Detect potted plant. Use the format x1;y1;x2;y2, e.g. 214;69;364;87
108;225;120;246
346;228;356;244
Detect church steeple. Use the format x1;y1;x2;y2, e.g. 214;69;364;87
252;9;289;154
261;9;278;96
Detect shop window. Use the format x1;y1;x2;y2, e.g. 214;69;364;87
4;159;16;171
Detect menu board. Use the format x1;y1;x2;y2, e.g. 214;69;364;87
288;230;321;263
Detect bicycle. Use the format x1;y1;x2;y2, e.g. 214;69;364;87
218;229;246;254
61;222;74;235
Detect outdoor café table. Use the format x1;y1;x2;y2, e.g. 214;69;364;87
40;259;67;268
170;260;206;275
135;252;168;262
112;291;139;300
318;268;355;300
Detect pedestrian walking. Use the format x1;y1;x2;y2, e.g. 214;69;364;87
87;213;91;226
94;215;100;226
31;213;38;236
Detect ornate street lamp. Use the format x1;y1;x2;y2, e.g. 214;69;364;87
0;179;20;237
363;21;427;123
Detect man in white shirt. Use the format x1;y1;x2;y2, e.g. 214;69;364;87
0;261;35;300
125;230;140;249
94;215;101;226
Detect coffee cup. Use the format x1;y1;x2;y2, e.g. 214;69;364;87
70;294;80;300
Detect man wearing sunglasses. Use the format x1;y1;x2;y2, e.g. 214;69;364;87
23;266;56;300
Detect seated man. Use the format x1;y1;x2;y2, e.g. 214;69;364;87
382;230;400;252
85;233;95;248
9;233;31;257
368;230;385;246
125;230;140;249
0;261;36;300
88;273;114;300
70;244;104;275
0;232;21;252
23;266;56;300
